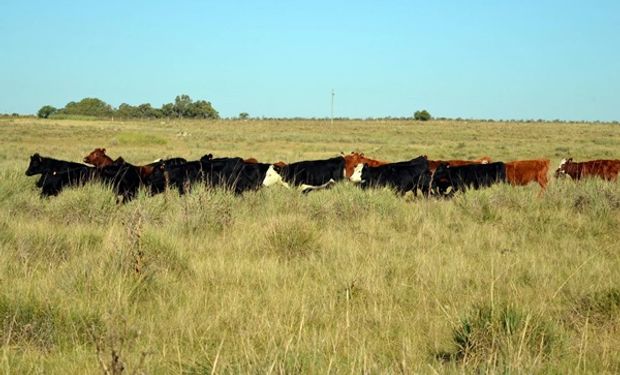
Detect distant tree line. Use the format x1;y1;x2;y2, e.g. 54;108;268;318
37;95;219;119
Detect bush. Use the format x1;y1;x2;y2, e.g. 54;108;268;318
37;105;57;119
414;110;432;121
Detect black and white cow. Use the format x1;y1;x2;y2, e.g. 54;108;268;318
431;162;506;196
262;156;346;194
350;155;432;196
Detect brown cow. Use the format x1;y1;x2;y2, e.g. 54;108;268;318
344;151;492;177
342;152;388;178
83;148;155;179
83;148;116;167
555;158;620;181
505;159;550;191
427;156;492;172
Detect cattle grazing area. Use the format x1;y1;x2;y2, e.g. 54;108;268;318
1;118;620;373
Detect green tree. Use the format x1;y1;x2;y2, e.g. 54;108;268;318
137;103;162;118
239;112;249;119
63;98;113;117
116;103;140;118
37;105;57;119
189;100;219;119
161;103;176;117
174;94;193;117
414;110;432;121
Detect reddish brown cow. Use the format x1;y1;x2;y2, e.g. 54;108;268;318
83;148;115;167
83;148;154;179
555;158;620;181
244;157;289;167
505;159;550;191
342;152;388;178
427;156;492;172
343;152;492;177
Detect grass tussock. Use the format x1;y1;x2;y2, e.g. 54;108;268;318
0;295;102;350
264;215;320;259
439;303;562;371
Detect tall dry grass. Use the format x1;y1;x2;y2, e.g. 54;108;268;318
0;118;619;373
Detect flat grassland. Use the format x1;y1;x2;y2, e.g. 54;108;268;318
1;118;619;373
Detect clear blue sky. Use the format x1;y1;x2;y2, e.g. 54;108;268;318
1;1;619;120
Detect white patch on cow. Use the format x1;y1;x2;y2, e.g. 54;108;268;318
349;163;364;183
152;158;162;163
262;165;290;188
481;160;489;164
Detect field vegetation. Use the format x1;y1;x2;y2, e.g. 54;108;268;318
1;118;619;373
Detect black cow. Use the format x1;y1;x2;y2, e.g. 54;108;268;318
355;156;432;196
202;157;271;194
25;153;87;176
38;166;98;197
97;160;144;202
149;154;271;195
262;156;346;194
431;162;506;197
26;153;89;188
149;155;211;194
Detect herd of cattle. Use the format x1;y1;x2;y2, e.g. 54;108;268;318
24;148;620;203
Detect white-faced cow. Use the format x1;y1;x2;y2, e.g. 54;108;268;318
262;156;346;194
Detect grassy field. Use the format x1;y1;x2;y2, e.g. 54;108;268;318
1;118;619;374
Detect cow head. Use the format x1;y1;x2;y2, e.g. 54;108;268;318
25;153;43;175
262;164;290;188
200;154;213;163
554;158;572;178
343;151;387;178
84;148;113;167
349;163;365;183
475;156;492;164
431;163;452;194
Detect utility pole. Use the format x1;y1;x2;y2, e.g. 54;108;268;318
331;89;335;125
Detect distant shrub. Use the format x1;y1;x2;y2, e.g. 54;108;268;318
414;110;432;121
37;105;57;119
61;97;114;117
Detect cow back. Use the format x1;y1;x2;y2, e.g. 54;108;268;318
280;156;346;186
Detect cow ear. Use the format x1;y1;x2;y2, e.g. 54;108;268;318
102;148;106;152
568;157;573;162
